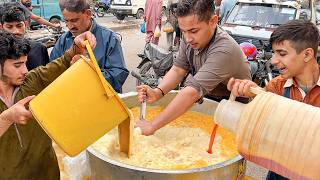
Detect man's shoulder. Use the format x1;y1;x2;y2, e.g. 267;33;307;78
214;27;239;47
94;24;121;43
269;76;286;85
59;31;72;41
207;27;243;58
29;40;45;48
95;23;114;36
266;76;286;93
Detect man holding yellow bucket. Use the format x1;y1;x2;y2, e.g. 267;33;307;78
50;0;129;93
0;30;96;179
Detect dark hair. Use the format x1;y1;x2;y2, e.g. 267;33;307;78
175;0;215;22
58;0;90;13
1;5;26;24
270;20;319;57
0;30;30;67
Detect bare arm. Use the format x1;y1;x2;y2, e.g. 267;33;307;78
136;65;188;104
30;13;59;28
152;86;200;131
136;86;200;135
158;65;188;95
136;65;199;136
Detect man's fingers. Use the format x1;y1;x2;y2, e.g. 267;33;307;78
231;81;241;97
85;32;97;49
77;31;96;49
71;55;81;64
17;95;35;105
227;77;235;91
136;85;149;91
23;110;33;119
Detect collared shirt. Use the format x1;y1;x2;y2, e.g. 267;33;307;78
50;19;129;93
266;73;320;107
174;26;251;99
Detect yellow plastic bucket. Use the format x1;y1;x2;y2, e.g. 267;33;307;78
29;41;130;156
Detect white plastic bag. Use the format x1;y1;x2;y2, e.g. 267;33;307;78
154;25;161;38
163;21;174;33
63;151;91;180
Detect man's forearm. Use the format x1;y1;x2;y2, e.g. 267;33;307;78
151;86;200;131
158;65;187;94
31;14;57;28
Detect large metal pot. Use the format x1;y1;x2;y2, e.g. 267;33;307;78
87;91;245;180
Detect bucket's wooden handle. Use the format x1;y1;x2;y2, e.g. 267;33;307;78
84;40;113;98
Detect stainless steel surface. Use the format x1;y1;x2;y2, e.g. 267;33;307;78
87;91;244;180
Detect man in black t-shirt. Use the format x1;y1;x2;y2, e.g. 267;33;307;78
0;5;49;70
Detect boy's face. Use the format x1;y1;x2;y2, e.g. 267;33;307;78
178;14;218;50
2;21;26;38
62;9;92;37
1;56;28;86
271;40;307;79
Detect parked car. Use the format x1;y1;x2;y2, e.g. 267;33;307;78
110;0;167;20
31;0;63;28
221;0;319;50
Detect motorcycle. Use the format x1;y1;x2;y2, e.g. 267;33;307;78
243;40;278;87
133;43;177;87
93;1;110;17
32;26;64;48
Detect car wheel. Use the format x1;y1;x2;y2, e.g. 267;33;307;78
136;9;144;19
115;13;126;20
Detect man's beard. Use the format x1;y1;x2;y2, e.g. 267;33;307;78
0;74;23;86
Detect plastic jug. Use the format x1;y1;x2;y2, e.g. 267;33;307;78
29;41;131;157
214;88;320;179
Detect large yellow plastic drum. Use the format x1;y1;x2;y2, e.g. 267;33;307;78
29;42;130;157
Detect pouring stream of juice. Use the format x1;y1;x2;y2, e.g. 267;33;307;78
207;124;219;154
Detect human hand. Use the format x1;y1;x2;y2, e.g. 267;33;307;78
227;77;258;98
67;31;96;57
135;119;156;136
2;96;35;125
136;85;162;104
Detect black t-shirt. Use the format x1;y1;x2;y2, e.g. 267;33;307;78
27;41;49;70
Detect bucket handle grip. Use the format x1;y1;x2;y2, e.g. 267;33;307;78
84;40;113;98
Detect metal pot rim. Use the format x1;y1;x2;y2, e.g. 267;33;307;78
87;147;243;174
88;91;243;174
